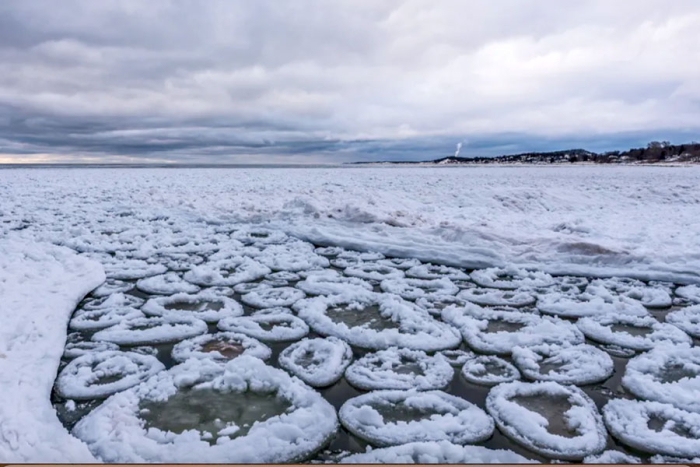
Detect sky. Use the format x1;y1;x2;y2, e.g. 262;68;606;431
1;0;699;164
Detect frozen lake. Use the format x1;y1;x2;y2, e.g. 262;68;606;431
1;166;700;463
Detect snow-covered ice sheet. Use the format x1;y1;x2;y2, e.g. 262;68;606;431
0;238;105;462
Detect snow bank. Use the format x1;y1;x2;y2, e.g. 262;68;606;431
0;238;105;462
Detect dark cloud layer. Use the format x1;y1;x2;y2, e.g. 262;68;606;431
1;1;699;163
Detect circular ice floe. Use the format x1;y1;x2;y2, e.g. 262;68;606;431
231;227;288;245
63;341;119;359
104;259;168;280
142;291;244;323
624;286;673;308
537;289;648;318
405;264;469;281
576;314;692;350
293;294;461;351
438;349;475;367
622;345;700;413
278;337;353;387
92;315;208;345
217;313;309;342
265;271;300;282
70;306;145;331
414;295;468;317
232;282;271;294
55;351;165;400
485;381;607;460
666;305;700;338
72;356;338;463
460;356;521;386
258;244;330;272
345;348;454;391
457;288;536;307
599;344;638;358
344;263;405;282
441;304;584;355
511;344;614;385
82;293;144;311
314;246;344;257
339;390;494;446
471;267;554;290
156;253;205;272
92;279;134;297
241;286;306;308
136;272;201;295
171;332;271;363
295;271;373;296
676;285;700;304
251;306;293;316
339;441;535;464
183;258;271;286
603;399;700;458
377;257;422;270
380;277;458;300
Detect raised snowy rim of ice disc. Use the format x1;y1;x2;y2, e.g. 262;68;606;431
295;270;374;296
71;356;338;463
241;286;306;308
537;285;649;318
344;262;406;281
665;304;700;338
338;390;494;446
379;277;459;300
171;332;271;363
339;440;536;464
91;314;208;345
217;313;309;342
676;285;700;304
69;306;144;331
460;355;521;386
55;351;165;400
485;381;607;460
576;314;691;350
457;287;536;307
141;290;244;323
622;344;700;413
183;257;271;286
136;272;201;295
293;293;461;351
278;336;353;387
82;292;144;311
603;399;700;458
470;267;554;290
441;304;584;355
511;343;614;385
345;347;453;391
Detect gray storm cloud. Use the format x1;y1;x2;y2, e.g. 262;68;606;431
0;0;699;163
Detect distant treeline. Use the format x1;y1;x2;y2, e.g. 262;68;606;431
351;142;700;165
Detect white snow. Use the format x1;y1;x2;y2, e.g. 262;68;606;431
183;257;271;286
583;450;641;464
676;285;700;303
380;277;459;300
339;440;536;464
278;336;353;387
345;347;454;391
295;271;374;296
72;356;339;463
344;263;405;281
485;381;607;460
82;292;144;311
141;290;244;323
69;306;145;331
457;287;536;307
603;399;700;458
91;279;134;297
338;390;494;446
0;238;105;462
406;264;470;280
471;267;555;290
622;344;700;413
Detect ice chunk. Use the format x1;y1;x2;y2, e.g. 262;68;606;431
345;263;406;281
171;332;271;363
471;267;554;290
676;285;700;304
241;286;306;308
183;257;271;286
511;343;614;385
278;336;353;387
339;390;494;446
406;264;470;281
666;305;700;338
460;355;521;386
136;272;201;295
69;306;144;331
55;351;164;400
603;399;700;458
345;347;454;391
576;314;691;350
217;313;309;342
92;315;208;345
380;277;459;300
458;287;536;307
486;381;607;460
142;290;244;323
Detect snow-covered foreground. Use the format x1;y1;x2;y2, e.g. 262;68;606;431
1;165;700;463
